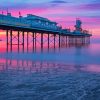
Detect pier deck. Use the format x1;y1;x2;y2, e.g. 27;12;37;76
0;13;91;52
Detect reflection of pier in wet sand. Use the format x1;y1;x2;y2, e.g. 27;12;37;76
0;59;84;73
0;58;99;73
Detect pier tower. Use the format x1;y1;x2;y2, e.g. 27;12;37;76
75;19;82;32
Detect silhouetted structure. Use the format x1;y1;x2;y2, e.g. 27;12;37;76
0;13;91;52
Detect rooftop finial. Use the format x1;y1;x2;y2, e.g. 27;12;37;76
7;8;8;14
0;8;4;15
2;11;4;15
19;11;22;18
7;8;12;17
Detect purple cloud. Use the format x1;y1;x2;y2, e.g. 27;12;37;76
78;3;100;10
50;0;68;3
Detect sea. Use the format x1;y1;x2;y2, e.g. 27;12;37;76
0;34;100;100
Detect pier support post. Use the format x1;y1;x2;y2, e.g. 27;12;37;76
54;34;56;49
33;32;34;52
71;36;73;45
84;37;86;44
84;37;85;44
10;30;12;52
88;36;90;44
85;37;87;44
66;36;67;46
6;30;9;52
59;34;61;48
27;32;29;52
41;33;43;51
48;33;49;49
68;36;70;45
75;36;77;45
35;33;37;51
22;31;24;52
18;31;20;52
82;36;84;44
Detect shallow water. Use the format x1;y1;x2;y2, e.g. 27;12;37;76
0;36;100;100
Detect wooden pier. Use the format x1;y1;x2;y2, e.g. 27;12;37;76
0;13;91;52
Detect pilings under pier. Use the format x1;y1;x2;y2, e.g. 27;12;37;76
4;29;91;52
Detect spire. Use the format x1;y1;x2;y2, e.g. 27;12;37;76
0;8;4;15
19;11;22;18
2;11;3;15
7;9;12;17
7;8;9;14
19;11;21;16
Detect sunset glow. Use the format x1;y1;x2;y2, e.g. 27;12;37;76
0;0;100;36
0;1;100;100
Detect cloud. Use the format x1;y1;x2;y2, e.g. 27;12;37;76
0;0;52;9
50;0;68;3
77;3;100;10
91;0;100;3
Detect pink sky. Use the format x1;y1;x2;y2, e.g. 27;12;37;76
0;0;100;36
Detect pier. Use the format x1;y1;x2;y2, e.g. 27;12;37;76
0;13;91;52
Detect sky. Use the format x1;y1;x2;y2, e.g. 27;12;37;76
0;0;100;36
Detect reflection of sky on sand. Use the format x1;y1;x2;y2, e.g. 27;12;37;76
81;65;100;73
